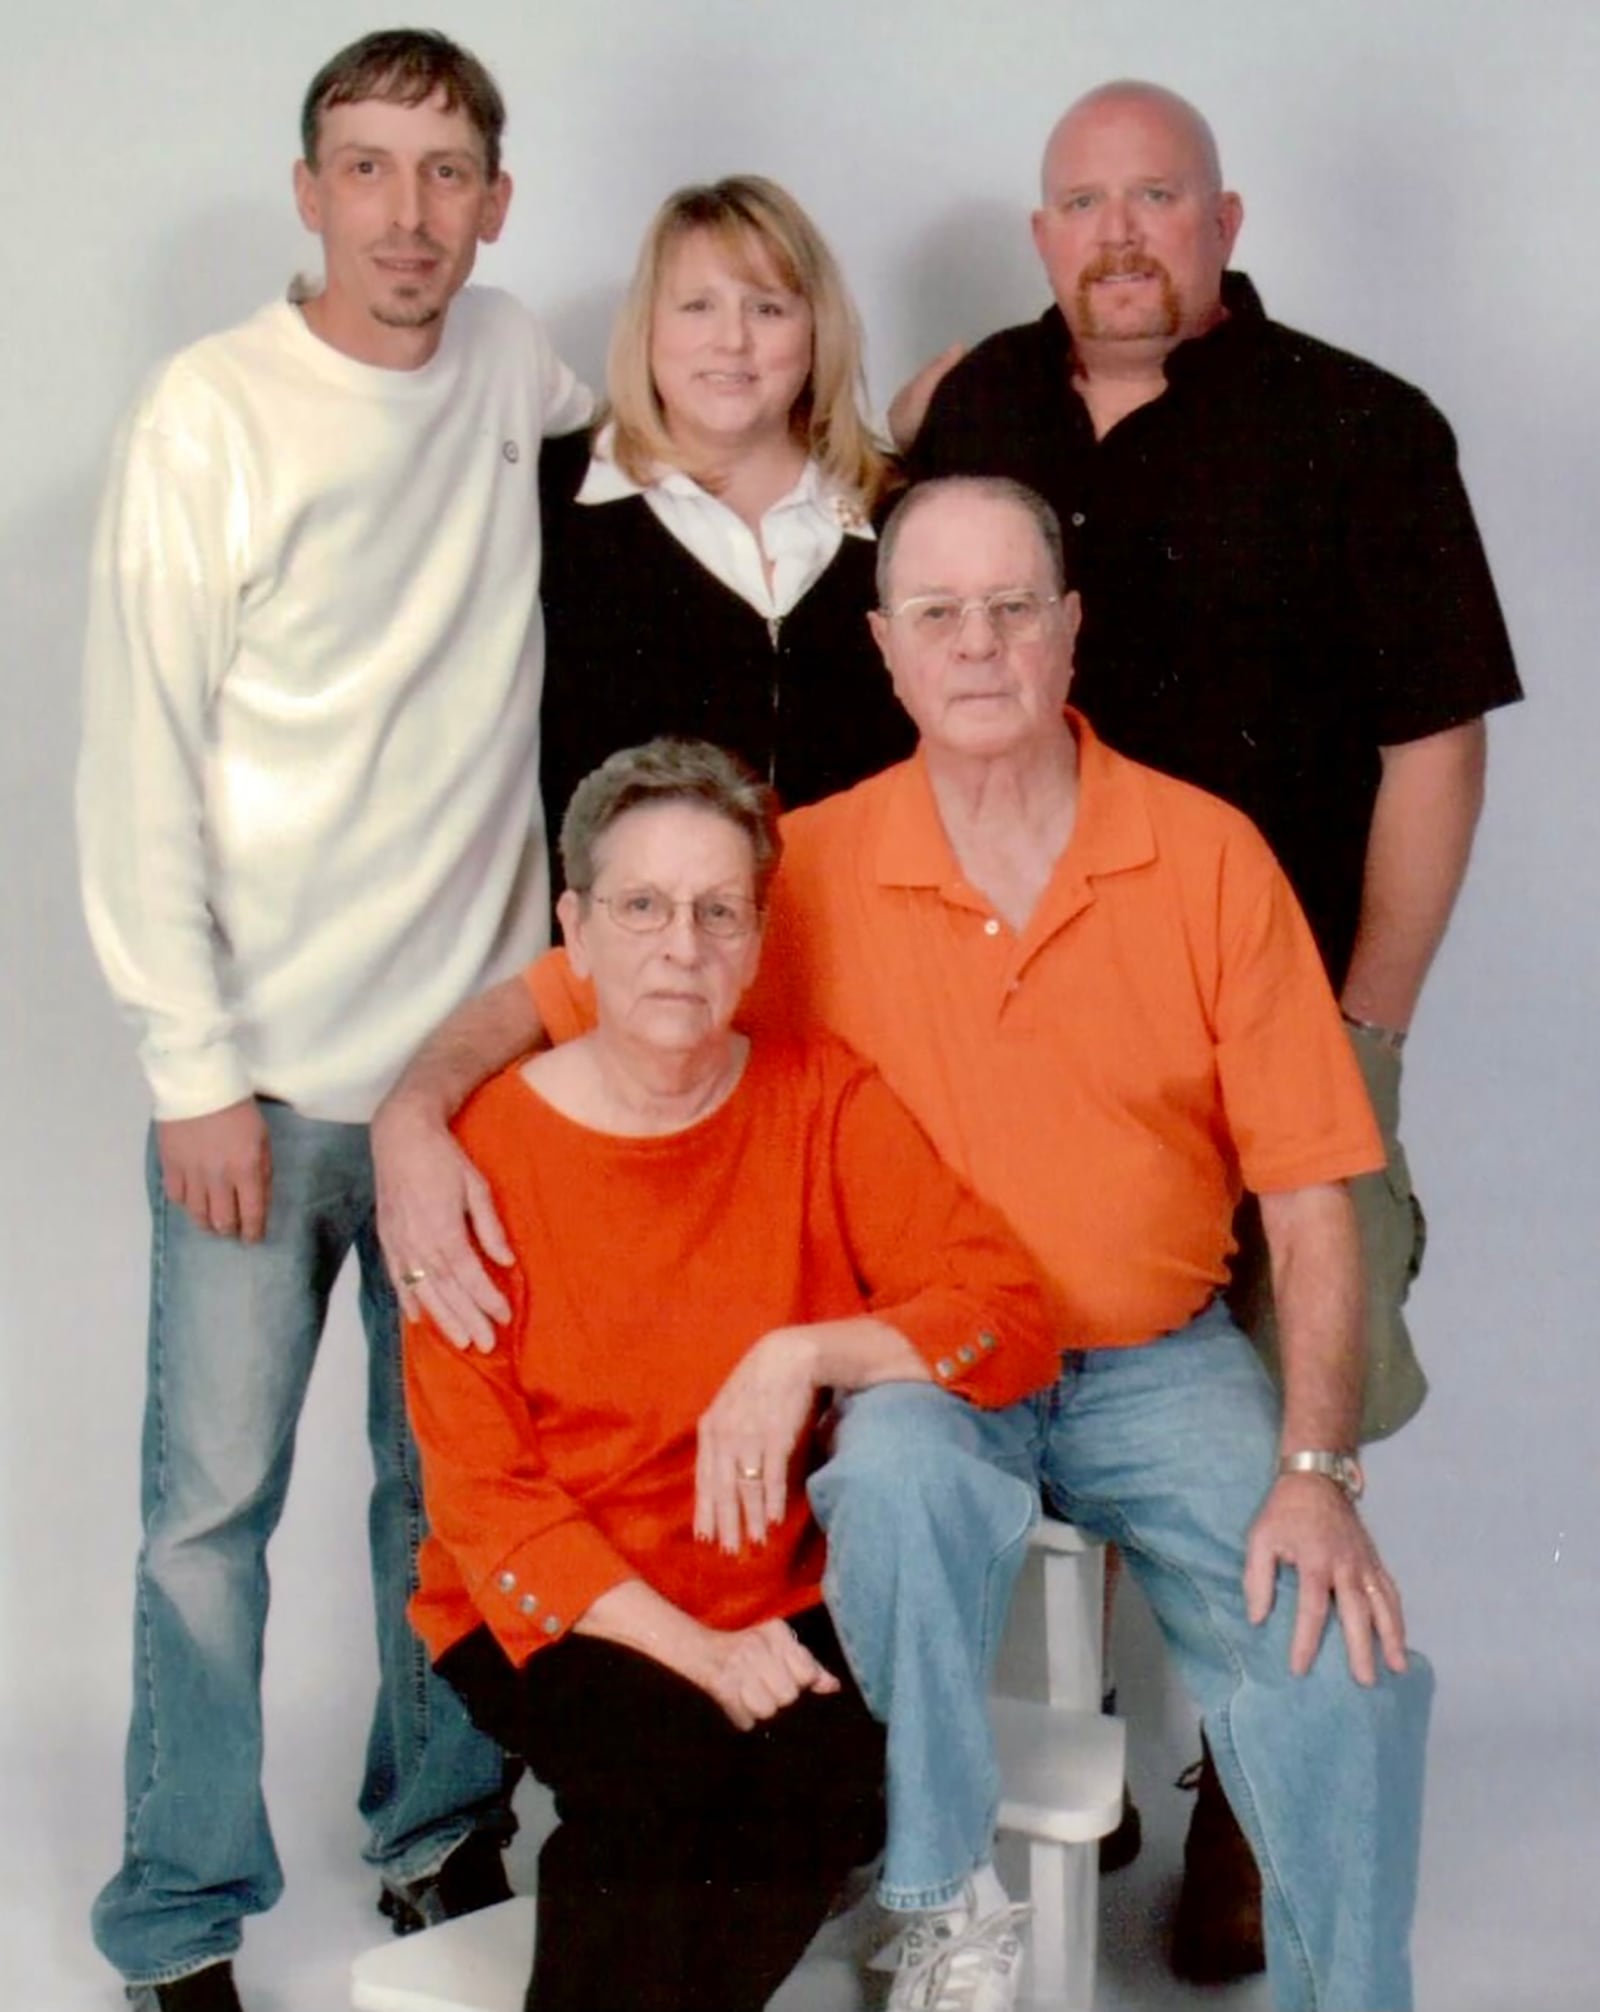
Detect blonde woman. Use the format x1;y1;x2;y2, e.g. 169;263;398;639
539;176;912;847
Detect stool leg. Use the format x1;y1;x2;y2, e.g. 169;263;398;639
1025;1837;1096;2011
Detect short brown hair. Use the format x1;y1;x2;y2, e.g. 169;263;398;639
561;739;783;904
606;176;890;511
300;29;506;179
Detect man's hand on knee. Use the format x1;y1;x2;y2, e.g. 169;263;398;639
157;1098;273;1242
1243;1475;1409;1686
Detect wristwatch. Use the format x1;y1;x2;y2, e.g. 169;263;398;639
1278;1450;1365;1501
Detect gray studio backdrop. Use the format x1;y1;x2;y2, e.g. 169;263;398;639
4;0;1596;2004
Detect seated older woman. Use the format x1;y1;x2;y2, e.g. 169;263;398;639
403;738;1059;2012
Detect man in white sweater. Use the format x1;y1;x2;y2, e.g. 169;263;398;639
76;31;591;2012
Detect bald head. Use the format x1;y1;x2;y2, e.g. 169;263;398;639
1032;79;1243;358
1042;82;1224;202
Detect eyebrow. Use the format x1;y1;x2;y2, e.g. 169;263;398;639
1053;172;1187;196
325;141;484;167
894;579;1044;599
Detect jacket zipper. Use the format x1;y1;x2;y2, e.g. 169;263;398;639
766;614;782;782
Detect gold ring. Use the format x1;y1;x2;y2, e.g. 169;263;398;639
400;1267;428;1288
1363;1578;1383;1598
738;1463;763;1482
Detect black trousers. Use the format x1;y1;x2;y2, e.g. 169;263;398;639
438;1605;885;2012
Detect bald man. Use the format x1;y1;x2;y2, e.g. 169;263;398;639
894;78;1519;1981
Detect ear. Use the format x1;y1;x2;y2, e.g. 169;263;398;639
1216;190;1244;263
732;919;765;1000
1029;206;1049;262
867;606;893;671
556;887;589;977
292;158;321;234
479;170;513;245
1059;589;1083;697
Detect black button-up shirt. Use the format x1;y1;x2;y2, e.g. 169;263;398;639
910;272;1522;982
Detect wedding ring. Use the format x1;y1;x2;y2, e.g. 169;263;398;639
399;1267;428;1287
738;1462;763;1482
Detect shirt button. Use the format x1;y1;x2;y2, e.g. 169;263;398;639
496;1571;517;1594
518;1593;539;1616
983;918;1000;937
541;1614;562;1636
1070;511;1086;527
978;1331;997;1352
935;1357;956;1379
957;1345;977;1366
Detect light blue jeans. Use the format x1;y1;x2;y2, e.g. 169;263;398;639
92;1105;511;1988
809;1301;1433;2012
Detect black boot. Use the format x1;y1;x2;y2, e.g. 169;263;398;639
380;1826;514;1936
127;1962;244;2012
1169;1737;1265;1983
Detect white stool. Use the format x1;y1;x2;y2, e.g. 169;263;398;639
351;1518;1124;2012
991;1516;1125;2010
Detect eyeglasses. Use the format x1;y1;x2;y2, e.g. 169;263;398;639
882;590;1061;643
589;885;761;940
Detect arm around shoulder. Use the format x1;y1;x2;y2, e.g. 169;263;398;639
372;974;547;1348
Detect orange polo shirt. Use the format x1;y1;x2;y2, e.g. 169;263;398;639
528;712;1382;1350
407;1033;1060;1666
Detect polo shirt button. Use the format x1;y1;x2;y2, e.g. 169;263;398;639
541;1614;562;1635
496;1571;517;1594
957;1345;977;1365
1070;511;1086;527
983;918;1000;937
978;1331;997;1352
936;1357;956;1379
518;1593;539;1616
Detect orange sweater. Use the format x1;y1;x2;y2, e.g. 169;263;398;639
407;1032;1059;1667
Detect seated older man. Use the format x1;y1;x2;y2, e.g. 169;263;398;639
374;478;1433;2012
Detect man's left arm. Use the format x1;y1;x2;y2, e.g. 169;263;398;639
1243;1182;1409;1686
1339;719;1487;1034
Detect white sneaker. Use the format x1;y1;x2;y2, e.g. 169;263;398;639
886;1889;1033;2012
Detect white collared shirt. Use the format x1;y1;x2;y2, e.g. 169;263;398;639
577;426;873;622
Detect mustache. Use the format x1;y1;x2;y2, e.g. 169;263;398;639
368;234;450;259
1078;251;1171;283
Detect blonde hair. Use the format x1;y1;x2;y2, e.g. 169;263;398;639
606;176;891;511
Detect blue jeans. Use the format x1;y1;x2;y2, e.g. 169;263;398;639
809;1301;1434;2012
92;1106;511;1988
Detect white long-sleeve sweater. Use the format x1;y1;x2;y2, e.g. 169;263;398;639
78;287;591;1122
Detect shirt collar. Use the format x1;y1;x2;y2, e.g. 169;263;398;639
576;422;874;536
873;708;1157;892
